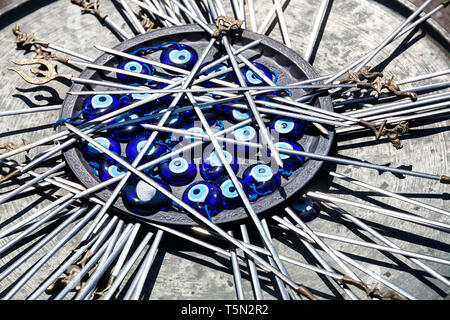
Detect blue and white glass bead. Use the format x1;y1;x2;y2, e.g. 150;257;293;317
200;150;239;180
222;106;252;124
117;60;153;85
122;177;171;215
160;44;198;70
108;112;145;142
179;125;207;146
126;133;167;163
230;125;258;155
158;156;197;186
82;94;120;121
81;135;121;162
242;164;281;200
98;156;129;188
200;62;232;88
273;140;306;173
216;177;244;210
242;62;273;86
291;196;320;223
269;117;307;140
182;181;223;218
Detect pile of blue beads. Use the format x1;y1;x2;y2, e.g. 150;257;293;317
74;42;312;220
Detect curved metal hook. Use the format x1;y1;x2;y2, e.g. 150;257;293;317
8;58;72;85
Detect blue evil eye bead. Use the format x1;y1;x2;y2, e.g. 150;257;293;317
216;177;244;210
200;150;239;180
81;136;121;162
291;196;320;223
126;134;167;163
269;117;307;140
242;164;281;200
200;62;232;88
179;125;207;146
222;106;252;124
150;108;184;128
273;141;306;173
230;125;258;155
158;156;197;186
242;62;273;87
98;156;129;187
83;94;120;121
122;178;171;215
117;60;153;85
182;181;223;218
161;44;198;70
108;112;145;142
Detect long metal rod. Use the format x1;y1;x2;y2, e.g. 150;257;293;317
323;202;450;287
308;192;450;231
304;0;330;63
328;170;450;217
228;230;245;300
240;224;263;300
273;217;450;266
118;0;147;34
101;232;154;300
64;123;316;298
26;215;110;300
2;205;100;300
275;213;417;300
272;216;359;300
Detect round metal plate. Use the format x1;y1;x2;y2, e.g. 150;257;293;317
60;24;334;226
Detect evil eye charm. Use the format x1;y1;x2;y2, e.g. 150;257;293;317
122;177;171;215
150;108;185;128
98;156;129;188
200;62;231;88
229;125;258;155
179;125;207;146
108;112;145;142
81;135;121;162
126;134;167;163
242;164;281;200
200;150;239;180
82;94;120;121
216;177;244;210
242;62;273;86
291;196;320;223
273;141;306;174
117;60;153;85
182;181;223;218
222;105;252;124
161;44;198;70
269;117;307;140
158;156;197;186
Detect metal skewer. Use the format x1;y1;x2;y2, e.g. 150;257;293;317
304;0;330;64
322;202;450;287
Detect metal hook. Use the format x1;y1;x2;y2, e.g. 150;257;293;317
8;58;72;85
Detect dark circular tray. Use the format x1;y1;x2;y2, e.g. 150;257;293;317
61;24;334;226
